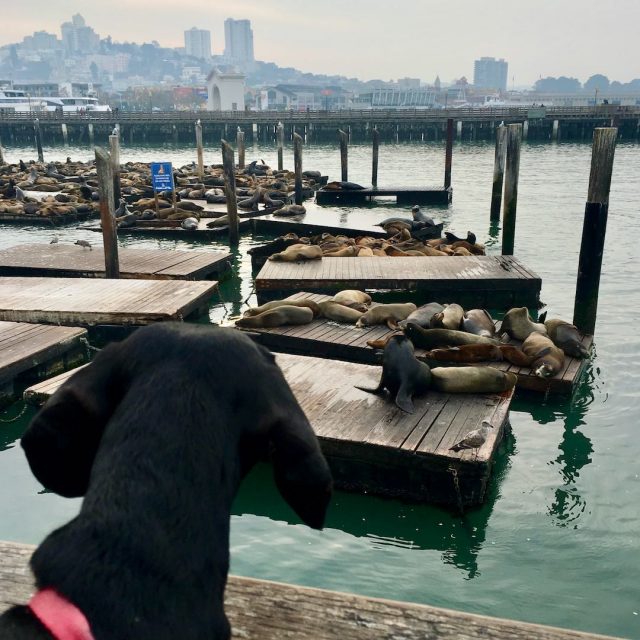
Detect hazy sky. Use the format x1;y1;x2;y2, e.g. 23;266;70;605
3;0;638;86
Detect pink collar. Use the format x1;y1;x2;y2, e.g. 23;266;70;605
28;588;94;640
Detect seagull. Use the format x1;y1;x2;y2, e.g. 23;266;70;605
450;421;494;458
49;235;59;244
75;239;92;251
15;186;25;202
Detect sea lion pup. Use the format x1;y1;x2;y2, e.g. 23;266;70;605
522;331;566;378
431;366;517;394
398;302;444;329
500;307;547;341
317;301;363;324
356;303;417;329
331;289;372;311
236;305;314;328
403;323;499;350
268;244;323;262
243;299;321;318
544;319;590;358
462;309;496;338
355;334;431;413
430;303;465;330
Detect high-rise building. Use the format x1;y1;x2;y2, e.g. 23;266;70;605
184;28;211;60
224;19;254;63
473;57;508;91
60;14;99;54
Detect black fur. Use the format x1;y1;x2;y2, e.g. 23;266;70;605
0;323;332;640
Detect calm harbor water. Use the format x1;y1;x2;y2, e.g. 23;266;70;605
0;139;638;638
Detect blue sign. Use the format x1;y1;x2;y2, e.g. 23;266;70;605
150;162;174;192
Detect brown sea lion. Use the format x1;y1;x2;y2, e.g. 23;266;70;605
403;323;499;349
425;344;505;363
357;247;374;257
522;332;566;378
431;303;465;330
268;245;323;261
356;303;417;329
544;319;590;358
235;305;314;328
398;302;444;329
243;299;321;318
331;290;372;311
323;246;357;257
462;309;496;338
317;301;363;324
431;366;517;393
500;307;547;341
498;344;534;367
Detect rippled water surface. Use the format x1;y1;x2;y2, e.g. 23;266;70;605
0;138;638;638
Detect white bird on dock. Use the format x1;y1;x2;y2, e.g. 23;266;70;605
49;235;59;244
449;421;494;457
74;239;92;251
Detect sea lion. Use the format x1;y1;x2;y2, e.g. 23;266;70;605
398;302;444;329
243;299;321;318
324;181;365;191
444;231;477;245
317;301;363;324
431;366;517;393
410;205;435;226
522;332;566;378
235;305;314;328
431;304;465;330
206;215;230;227
425;344;505;363
180;217;199;230
268;245;323;262
356;303;417;329
323;245;358;257
355;334;431;413
403;323;499;349
500;307;547;341
357;247;374;257
544;319;590;358
274;204;306;217
331;290;371;310
462;309;496;338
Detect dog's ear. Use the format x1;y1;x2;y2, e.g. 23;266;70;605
269;406;332;530
21;342;126;498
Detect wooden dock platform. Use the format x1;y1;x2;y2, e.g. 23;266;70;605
237;292;591;396
0;277;217;326
0;244;232;281
252;212;389;239
0;321;87;407
316;185;452;205
87;218;252;239
0;540;615;640
25;352;513;508
255;255;542;309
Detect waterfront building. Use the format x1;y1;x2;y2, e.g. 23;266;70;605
184;28;211;60
60;14;99;55
223;19;254;63
206;68;245;111
473;57;508;92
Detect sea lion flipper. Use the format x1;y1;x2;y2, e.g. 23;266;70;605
355;381;385;395
499;332;510;344
395;385;415;414
386;319;400;330
538;310;548;323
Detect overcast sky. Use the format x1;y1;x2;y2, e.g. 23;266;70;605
3;0;638;86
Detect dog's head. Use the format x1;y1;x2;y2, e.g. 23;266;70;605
21;323;332;529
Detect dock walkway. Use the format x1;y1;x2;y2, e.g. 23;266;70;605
25;352;512;508
0;540;615;640
316;185;452;205
0;244;231;281
0;277;217;326
255;255;541;308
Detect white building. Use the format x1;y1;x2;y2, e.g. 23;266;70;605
473;57;508;92
223;19;254;63
206;68;245;111
184;28;211;60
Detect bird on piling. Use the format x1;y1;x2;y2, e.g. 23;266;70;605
74;239;92;251
450;421;494;458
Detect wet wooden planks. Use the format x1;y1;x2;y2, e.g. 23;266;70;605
0;244;231;281
86;218;252;239
26;353;512;507
255;255;541;308
0;540;615;640
0;277;218;326
251;214;388;239
238;292;591;395
316;184;452;205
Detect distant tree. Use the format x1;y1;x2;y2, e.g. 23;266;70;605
534;76;581;92
584;74;610;92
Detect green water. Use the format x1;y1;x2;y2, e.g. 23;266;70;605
0;139;639;638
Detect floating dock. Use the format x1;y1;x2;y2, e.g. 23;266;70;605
252;212;388;239
0;540;614;640
0;244;231;281
316;185;452;205
0;277;217;326
25;352;512;508
0;321;87;407
255;255;541;308
87;218;252;239
238;292;591;396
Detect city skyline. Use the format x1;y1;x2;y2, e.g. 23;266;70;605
1;0;637;86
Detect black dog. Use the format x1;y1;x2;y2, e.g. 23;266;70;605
0;323;332;640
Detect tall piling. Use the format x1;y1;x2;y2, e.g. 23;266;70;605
236;127;245;170
490;125;508;221
61;123;68;145
444;118;454;189
277;122;284;171
33;118;44;162
372;127;379;188
94;147;120;279
195;119;204;179
0;135;4;165
573;128;618;335
109;129;121;205
338;129;348;182
501;123;523;255
221;140;239;246
293;132;303;205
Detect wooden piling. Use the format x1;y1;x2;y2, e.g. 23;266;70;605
501;124;523;255
573;128;618;335
33;118;44;162
109;131;121;205
490;125;508;222
444;118;454;189
277;122;284;171
94;147;119;279
221;139;240;246
0;135;4;165
372;127;379;188
88;123;94;145
195;119;204;179
293;132;303;205
61;123;68;145
338;129;348;182
237;127;245;170
552;119;559;141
